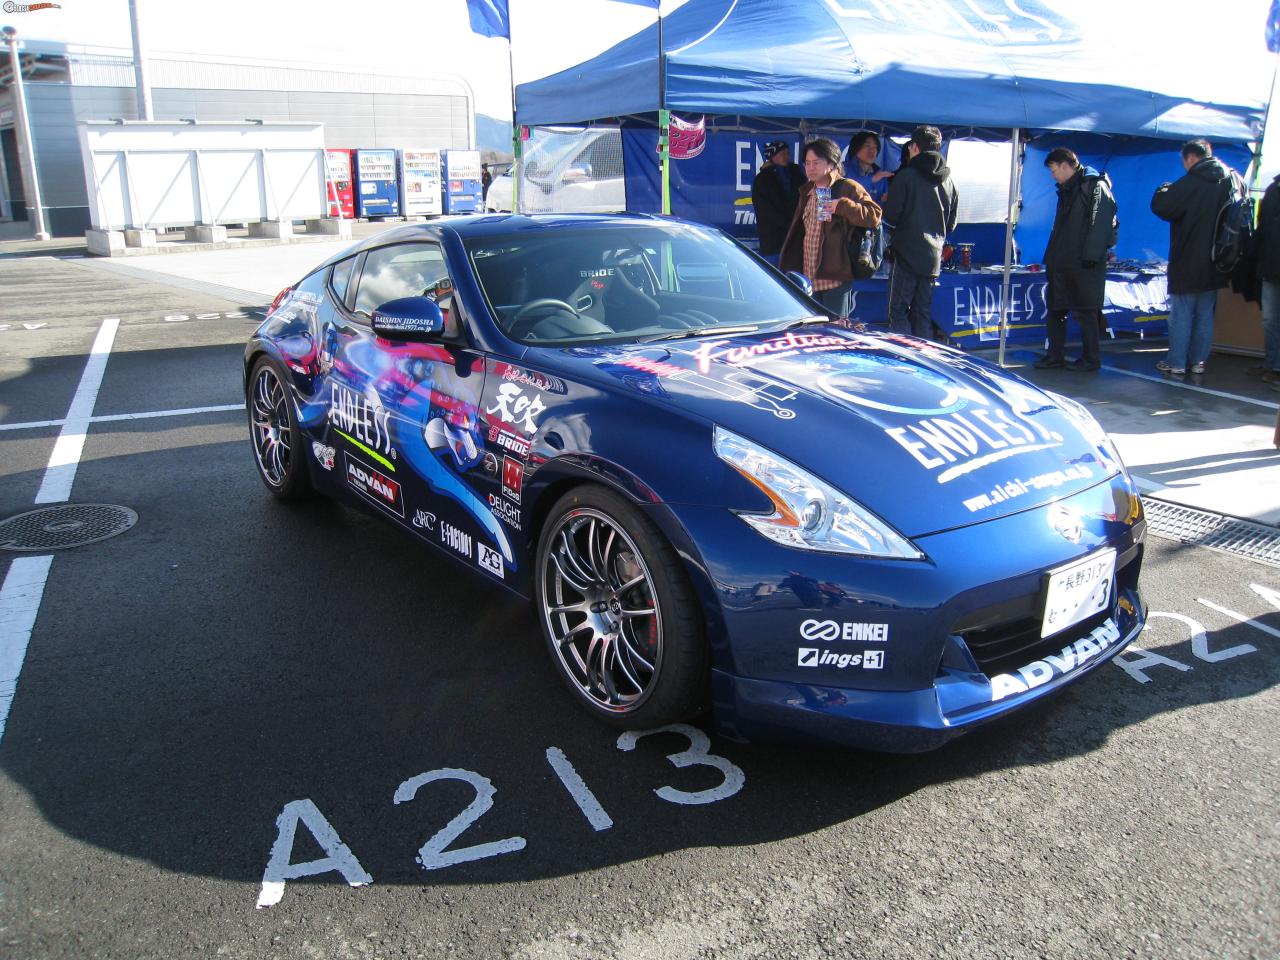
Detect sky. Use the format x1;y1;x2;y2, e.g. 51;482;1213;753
4;0;683;120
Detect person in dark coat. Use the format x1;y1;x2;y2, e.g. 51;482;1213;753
1254;173;1280;386
1033;148;1118;372
1151;139;1236;375
778;138;882;319
880;125;959;340
751;141;805;265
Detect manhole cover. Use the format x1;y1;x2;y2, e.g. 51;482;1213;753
1143;497;1280;568
0;504;138;552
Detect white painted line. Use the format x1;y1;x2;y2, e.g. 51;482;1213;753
1197;598;1280;640
0;555;55;744
34;318;120;504
1100;363;1280;411
546;747;614;831
0;402;243;433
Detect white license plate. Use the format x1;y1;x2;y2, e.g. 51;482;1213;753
1041;548;1116;639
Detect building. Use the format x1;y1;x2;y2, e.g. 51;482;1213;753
0;43;476;236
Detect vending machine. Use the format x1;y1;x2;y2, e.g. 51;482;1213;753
441;149;484;214
353;148;400;218
325;148;355;219
399;148;443;218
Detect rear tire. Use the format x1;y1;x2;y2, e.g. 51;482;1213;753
247;356;312;501
535;484;707;729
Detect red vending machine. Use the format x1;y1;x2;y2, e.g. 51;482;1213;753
325;149;355;219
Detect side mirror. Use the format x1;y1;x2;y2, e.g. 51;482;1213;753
371;296;445;340
784;271;814;296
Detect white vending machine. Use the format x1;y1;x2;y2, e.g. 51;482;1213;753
399;149;443;218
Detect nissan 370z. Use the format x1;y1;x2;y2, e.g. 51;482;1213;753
243;214;1146;752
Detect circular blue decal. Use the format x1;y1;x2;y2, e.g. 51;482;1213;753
815;354;974;416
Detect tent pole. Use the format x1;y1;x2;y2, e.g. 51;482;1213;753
658;8;670;215
997;127;1021;368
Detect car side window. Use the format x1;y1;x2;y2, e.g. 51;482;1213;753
330;256;356;304
353;243;448;315
352;241;459;337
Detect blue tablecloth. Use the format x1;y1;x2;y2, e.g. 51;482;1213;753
849;269;1169;347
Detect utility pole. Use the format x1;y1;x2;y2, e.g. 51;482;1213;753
128;0;153;120
2;25;49;240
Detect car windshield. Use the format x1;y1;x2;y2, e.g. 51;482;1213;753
464;222;818;346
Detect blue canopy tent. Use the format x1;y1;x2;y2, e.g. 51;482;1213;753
515;0;1274;360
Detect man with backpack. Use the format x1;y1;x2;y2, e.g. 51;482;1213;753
1151;139;1240;375
1254;173;1280;387
1033;148;1118;372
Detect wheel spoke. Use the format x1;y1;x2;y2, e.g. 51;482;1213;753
619;604;655;618
550;601;589;616
614;572;645;595
619;631;656;673
596;526;616;585
611;636;644;692
560;529;599;589
584;519;603;580
551;548;593;596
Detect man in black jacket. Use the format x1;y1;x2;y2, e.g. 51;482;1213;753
880;125;959;339
1151;139;1236;375
1034;148;1118;372
751;141;804;265
1255;173;1280;386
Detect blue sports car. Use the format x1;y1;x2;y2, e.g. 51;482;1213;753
244;214;1146;752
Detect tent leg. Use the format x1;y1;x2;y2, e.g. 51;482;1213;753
659;109;671;216
997;127;1022;368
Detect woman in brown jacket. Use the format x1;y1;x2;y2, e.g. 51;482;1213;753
779;137;882;321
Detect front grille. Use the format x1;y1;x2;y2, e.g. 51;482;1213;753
951;541;1142;678
961;609;1111;677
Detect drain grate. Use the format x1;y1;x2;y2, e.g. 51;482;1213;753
0;503;138;552
1142;497;1280;568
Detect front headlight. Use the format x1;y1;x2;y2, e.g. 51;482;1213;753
713;426;922;559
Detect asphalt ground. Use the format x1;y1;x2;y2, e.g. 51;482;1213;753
0;254;1277;960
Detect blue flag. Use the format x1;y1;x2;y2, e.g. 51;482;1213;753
466;0;510;39
1269;0;1280;52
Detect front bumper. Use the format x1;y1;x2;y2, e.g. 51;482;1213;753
656;473;1146;753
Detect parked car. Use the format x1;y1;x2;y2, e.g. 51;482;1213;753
485;128;625;214
244;214;1146;751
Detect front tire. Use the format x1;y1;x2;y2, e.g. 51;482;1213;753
535;485;707;728
247;356;311;500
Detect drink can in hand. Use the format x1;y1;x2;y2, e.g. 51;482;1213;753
815;186;831;221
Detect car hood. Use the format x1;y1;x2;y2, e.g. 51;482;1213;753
548;327;1121;537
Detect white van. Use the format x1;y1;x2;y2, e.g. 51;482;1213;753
485;128;626;214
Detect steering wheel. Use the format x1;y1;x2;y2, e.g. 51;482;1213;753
507;298;581;339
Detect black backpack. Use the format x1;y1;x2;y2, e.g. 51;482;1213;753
1213;171;1254;274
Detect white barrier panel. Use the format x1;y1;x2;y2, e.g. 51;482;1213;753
76;121;328;230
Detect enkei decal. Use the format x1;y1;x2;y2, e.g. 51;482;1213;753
990;618;1123;701
412;509;436;532
344;453;402;517
800;619;889;643
486;383;545;435
440;522;472;559
796;648;885;669
311;442;335;471
501;456;523;503
477;543;504;578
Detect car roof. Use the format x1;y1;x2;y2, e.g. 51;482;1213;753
313;213;676;272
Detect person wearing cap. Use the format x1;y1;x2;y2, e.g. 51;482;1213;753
751;141;805;265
